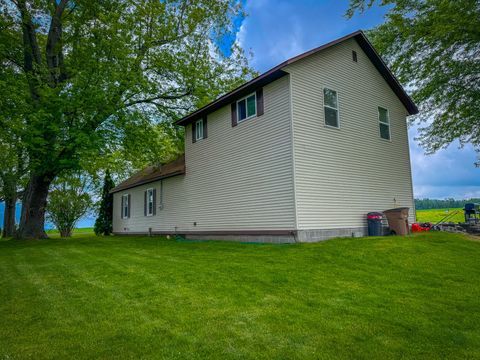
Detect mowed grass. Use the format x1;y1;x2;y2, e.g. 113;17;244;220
0;233;479;359
416;208;464;224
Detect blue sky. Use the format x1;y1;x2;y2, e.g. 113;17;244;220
233;0;479;199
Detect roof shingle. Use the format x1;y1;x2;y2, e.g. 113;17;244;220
110;155;185;193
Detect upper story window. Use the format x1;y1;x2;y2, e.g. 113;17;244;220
195;119;204;141
378;107;391;140
237;93;256;122
146;188;154;216
231;88;263;127
323;88;339;128
121;194;130;219
192;117;207;143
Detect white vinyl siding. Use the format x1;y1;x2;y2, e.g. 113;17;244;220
378;107;391;140
286;38;415;229
113;178;186;233
113;76;295;233
195;119;204;140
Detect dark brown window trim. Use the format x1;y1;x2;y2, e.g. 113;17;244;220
256;88;264;116
231;102;237;127
202;116;208;139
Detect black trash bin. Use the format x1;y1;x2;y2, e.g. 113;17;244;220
367;212;384;236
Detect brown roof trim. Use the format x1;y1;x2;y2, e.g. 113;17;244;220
175;30;417;127
110;155;185;194
353;33;418;115
175;69;288;126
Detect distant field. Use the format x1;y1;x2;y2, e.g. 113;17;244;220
416;208;464;224
46;227;94;235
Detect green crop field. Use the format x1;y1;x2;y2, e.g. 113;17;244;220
416;208;464;224
46;227;94;235
1;232;480;359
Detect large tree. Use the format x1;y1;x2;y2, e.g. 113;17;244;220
0;139;25;238
0;54;27;237
347;0;480;162
0;0;252;239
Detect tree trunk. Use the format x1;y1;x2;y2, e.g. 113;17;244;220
60;228;72;238
16;173;53;239
2;196;16;238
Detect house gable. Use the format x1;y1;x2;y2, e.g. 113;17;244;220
285;36;415;231
175;30;417;128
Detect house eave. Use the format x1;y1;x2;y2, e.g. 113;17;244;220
174;30;418;126
110;170;185;194
175;69;289;126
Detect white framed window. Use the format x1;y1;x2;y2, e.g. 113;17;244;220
378;107;391;140
146;188;154;216
237;93;256;122
122;194;129;219
323;88;339;128
195;119;204;141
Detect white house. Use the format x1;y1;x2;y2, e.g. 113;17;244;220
111;30;417;242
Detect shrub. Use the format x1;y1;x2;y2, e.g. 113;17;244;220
47;176;91;237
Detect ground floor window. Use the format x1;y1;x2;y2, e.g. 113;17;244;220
147;188;154;216
122;194;130;219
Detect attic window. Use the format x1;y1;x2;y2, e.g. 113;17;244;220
352;50;357;62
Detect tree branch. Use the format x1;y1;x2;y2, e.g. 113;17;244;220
16;0;42;100
46;0;69;86
123;91;192;107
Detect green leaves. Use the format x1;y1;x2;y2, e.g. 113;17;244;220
94;169;115;236
347;0;480;163
1;0;254;178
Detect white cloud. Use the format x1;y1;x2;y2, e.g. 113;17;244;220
409;125;479;198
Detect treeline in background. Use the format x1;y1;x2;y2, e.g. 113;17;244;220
415;198;480;210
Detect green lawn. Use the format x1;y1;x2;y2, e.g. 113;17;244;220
1;233;479;359
416;208;464;224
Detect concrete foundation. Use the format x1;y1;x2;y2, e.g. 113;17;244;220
296;227;367;242
185;234;296;243
114;227;369;243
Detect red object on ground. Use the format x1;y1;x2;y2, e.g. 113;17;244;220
411;222;432;232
